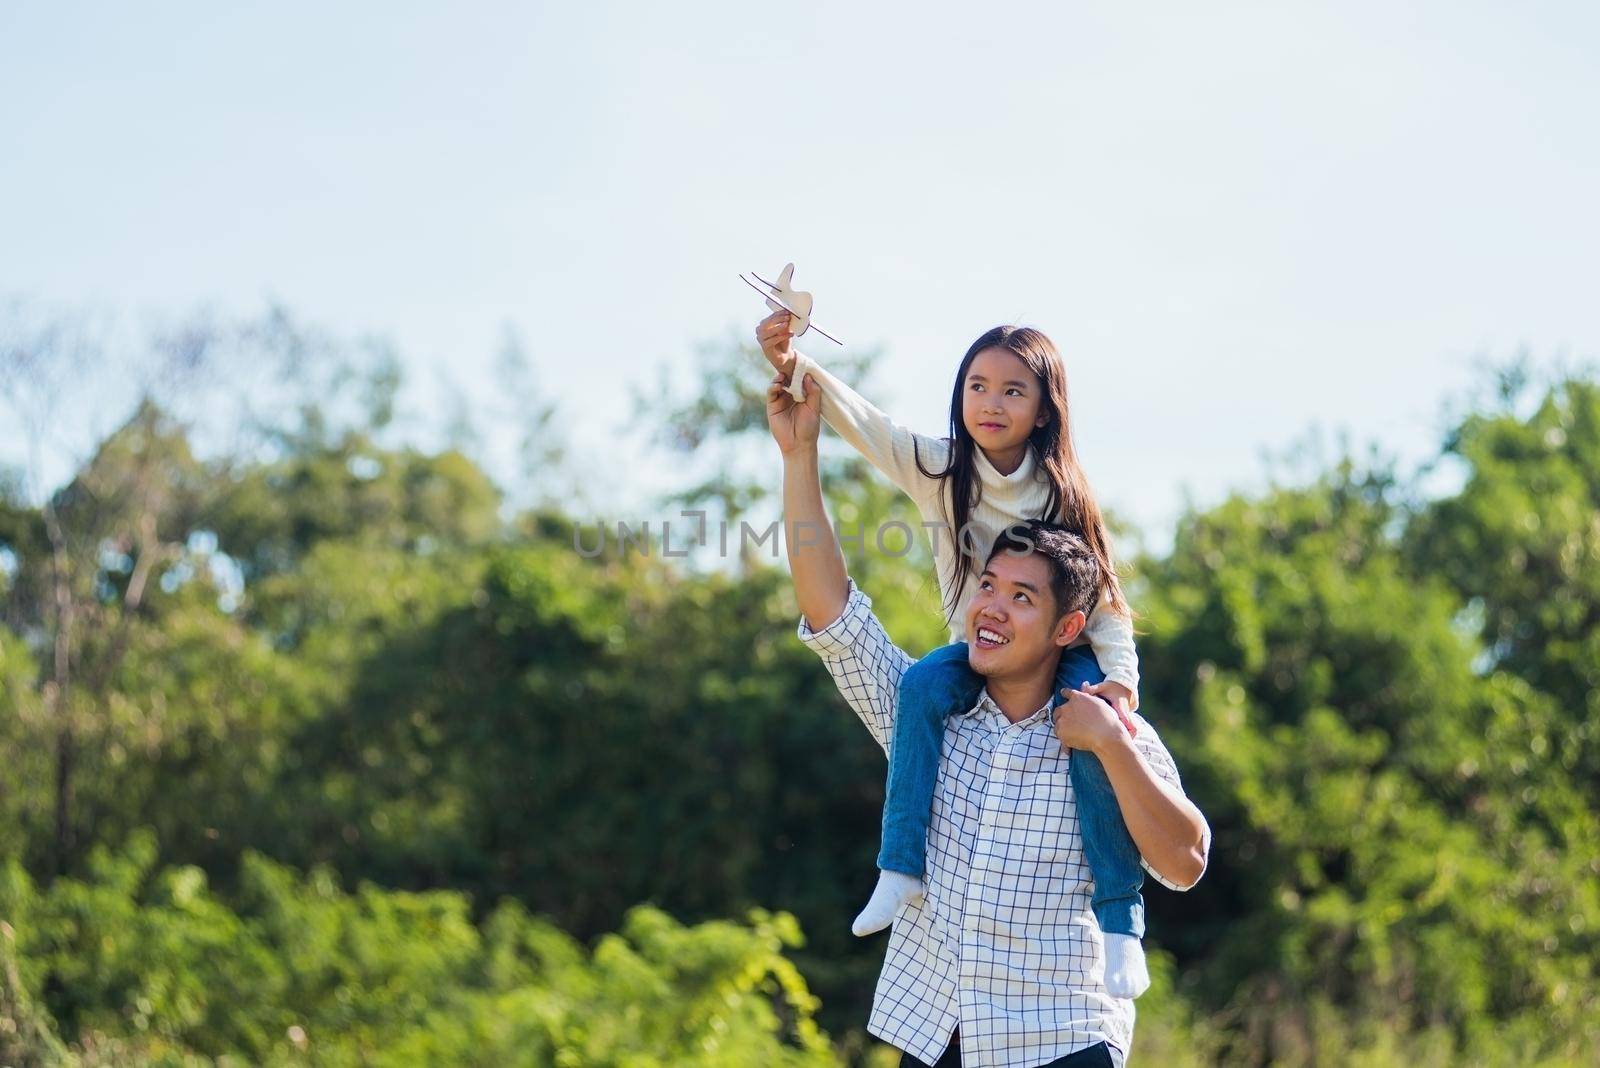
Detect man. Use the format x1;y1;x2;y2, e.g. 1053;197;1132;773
767;373;1210;1068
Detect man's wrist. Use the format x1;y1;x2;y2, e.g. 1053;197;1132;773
1094;726;1140;762
781;442;822;464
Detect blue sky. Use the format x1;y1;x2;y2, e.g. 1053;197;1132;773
3;1;1597;539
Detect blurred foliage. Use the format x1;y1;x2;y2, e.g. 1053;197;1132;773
1134;452;1600;1063
1;312;1598;1064
0;831;832;1066
211;436;502;585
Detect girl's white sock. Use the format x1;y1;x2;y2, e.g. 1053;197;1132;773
1103;932;1151;999
851;871;925;936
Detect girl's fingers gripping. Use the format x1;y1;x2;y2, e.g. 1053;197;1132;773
755;313;780;345
756;313;796;373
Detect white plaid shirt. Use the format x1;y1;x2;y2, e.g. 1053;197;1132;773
799;581;1203;1068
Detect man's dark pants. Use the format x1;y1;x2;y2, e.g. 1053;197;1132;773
900;1038;1124;1067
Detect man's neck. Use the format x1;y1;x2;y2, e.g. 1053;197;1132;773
983;669;1057;724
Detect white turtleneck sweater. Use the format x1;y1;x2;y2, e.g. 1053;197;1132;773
790;350;1140;699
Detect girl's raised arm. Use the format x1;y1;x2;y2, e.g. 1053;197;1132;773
756;311;944;508
792;350;946;504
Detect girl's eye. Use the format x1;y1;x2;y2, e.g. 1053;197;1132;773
979;580;992;591
969;383;984;392
1006;388;1022;397
1014;592;1030;603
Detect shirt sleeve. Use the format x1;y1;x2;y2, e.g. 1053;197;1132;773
1082;598;1141;708
795;578;915;757
1125;712;1210;891
791;350;949;511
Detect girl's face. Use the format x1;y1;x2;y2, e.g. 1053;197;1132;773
961;346;1049;455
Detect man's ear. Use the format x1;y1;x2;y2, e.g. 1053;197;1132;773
1053;609;1087;648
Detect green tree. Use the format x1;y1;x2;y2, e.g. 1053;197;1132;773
0;831;837;1066
1408;375;1600;786
1135;444;1600;1063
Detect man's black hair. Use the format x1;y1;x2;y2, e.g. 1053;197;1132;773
983;520;1102;620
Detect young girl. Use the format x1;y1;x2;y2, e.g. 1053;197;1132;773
756;310;1153;999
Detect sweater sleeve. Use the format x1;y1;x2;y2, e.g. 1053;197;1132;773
1083;596;1141;708
791;350;948;508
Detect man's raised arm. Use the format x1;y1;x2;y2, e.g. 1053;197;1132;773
766;373;848;632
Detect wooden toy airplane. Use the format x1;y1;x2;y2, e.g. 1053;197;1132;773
739;263;843;347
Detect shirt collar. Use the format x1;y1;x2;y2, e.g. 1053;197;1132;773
970;686;1056;729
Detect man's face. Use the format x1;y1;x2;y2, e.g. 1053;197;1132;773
965;550;1085;681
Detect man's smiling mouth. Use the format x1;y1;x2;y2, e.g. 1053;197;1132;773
975;627;1010;648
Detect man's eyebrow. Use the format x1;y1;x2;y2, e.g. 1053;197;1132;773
981;568;1040;595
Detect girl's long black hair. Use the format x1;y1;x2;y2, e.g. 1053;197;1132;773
914;325;1129;626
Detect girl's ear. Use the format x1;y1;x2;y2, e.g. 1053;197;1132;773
1035;411;1051;428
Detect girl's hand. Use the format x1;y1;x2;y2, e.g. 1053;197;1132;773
756;310;797;378
765;373;820;454
1082;680;1139;737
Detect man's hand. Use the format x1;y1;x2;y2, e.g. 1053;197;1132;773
1054;685;1132;756
756;310;798;379
1061;683;1212;891
1082;680;1138;737
766;373;820;455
